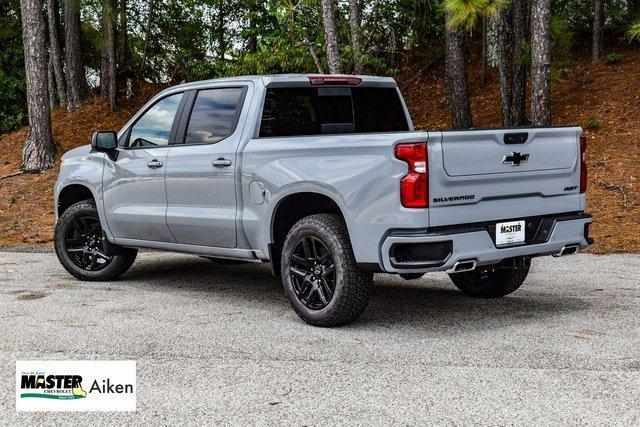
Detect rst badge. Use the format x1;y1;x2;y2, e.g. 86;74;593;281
16;361;136;411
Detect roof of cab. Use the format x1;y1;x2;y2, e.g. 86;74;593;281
168;74;397;91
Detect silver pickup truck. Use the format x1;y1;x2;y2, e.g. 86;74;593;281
54;74;593;326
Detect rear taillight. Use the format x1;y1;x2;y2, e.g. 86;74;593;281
580;135;587;193
395;142;428;208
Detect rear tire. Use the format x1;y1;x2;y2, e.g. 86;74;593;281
54;200;137;281
449;259;531;298
280;214;373;327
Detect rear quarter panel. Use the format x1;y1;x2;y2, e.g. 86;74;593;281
240;132;429;264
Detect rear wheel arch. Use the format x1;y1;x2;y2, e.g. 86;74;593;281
269;192;351;274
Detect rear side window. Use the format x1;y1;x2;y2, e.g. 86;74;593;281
352;88;409;133
259;87;409;137
184;88;244;144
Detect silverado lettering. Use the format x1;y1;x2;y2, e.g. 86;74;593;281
432;195;475;203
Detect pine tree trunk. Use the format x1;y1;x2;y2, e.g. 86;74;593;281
496;10;513;126
445;12;473;129
511;0;527;125
348;0;362;74
479;18;487;89
392;25;403;68
530;0;551;126
118;0;128;72
248;1;257;53
20;0;55;172
139;0;155;77
48;52;56;109
64;0;86;111
592;0;604;63
100;23;109;99
46;0;66;108
321;0;342;74
218;0;225;60
101;0;117;110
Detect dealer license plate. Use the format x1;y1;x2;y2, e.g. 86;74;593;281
495;220;525;246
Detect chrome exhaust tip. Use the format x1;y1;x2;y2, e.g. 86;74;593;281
554;244;580;257
446;260;477;274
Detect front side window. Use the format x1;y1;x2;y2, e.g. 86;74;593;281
126;93;183;148
184;88;244;144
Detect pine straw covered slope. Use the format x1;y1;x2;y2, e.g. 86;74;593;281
1;52;639;252
0;84;165;247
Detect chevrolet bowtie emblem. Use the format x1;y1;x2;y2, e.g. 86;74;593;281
502;151;529;166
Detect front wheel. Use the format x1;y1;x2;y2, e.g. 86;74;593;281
54;200;137;281
280;214;373;327
448;258;531;298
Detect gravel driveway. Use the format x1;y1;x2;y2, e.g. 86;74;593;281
1;251;638;424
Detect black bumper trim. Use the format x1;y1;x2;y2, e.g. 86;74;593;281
418;212;592;248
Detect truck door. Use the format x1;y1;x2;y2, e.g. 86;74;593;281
164;85;249;248
103;92;185;242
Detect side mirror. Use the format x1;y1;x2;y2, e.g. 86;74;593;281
91;131;118;153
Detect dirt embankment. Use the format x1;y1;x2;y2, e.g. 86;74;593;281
0;85;165;246
1;48;639;252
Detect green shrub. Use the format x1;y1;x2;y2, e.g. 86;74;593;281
628;22;640;41
605;52;621;64
587;119;602;129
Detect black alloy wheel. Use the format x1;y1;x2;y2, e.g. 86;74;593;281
64;215;113;271
280;214;373;326
288;235;336;310
55;200;137;281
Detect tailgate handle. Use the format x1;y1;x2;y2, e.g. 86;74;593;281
504;132;528;144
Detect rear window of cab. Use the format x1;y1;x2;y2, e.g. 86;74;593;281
259;87;409;137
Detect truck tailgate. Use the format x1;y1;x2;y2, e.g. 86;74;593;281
427;127;584;227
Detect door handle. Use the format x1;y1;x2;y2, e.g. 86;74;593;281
147;160;164;168
212;158;232;167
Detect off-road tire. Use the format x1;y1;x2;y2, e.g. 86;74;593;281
448;259;531;298
281;214;373;327
54;200;137;281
